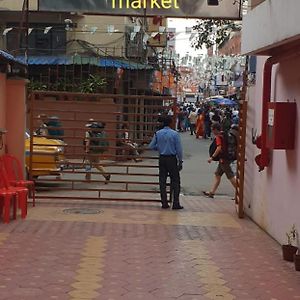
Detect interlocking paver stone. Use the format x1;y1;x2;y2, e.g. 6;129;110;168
0;196;299;300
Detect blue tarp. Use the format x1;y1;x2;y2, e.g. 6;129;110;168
0;50;26;65
16;55;152;70
211;98;236;106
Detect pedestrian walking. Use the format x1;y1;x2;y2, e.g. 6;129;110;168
204;108;212;139
188;109;197;135
203;123;236;198
84;120;111;183
149;116;184;210
195;109;205;139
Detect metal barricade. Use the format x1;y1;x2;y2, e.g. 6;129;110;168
28;91;177;203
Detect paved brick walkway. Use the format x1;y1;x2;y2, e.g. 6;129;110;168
0;196;300;300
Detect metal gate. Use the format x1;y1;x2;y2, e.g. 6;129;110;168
28;91;177;203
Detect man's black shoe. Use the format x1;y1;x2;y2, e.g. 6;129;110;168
161;205;170;209
172;205;184;210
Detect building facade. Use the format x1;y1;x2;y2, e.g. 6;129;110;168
0;1;175;96
242;0;300;244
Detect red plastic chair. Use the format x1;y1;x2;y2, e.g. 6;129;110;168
2;154;35;207
0;160;28;220
0;171;17;223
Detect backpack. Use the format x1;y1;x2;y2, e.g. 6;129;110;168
222;131;238;161
46;117;64;139
88;130;109;153
209;131;237;161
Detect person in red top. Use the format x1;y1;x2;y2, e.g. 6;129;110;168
203;123;236;198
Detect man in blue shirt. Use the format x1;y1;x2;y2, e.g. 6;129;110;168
149;116;184;210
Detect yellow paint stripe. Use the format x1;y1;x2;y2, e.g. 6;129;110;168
0;233;9;245
27;207;240;228
69;236;106;300
181;241;236;300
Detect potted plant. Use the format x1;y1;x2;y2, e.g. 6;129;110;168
282;224;298;262
294;250;300;271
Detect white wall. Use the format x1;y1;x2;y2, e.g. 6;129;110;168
244;56;300;246
242;0;300;54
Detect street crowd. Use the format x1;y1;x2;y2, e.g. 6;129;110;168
150;101;240;209
168;101;239;139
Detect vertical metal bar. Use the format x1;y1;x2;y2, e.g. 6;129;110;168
29;93;34;181
235;56;249;219
172;97;177;130
25;0;29;64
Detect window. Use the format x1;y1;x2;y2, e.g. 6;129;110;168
6;23;66;56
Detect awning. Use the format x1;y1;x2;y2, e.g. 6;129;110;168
17;55;152;70
0;49;26;66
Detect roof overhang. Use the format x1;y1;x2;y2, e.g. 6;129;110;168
241;0;300;56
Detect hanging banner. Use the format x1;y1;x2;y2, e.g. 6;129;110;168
38;0;242;20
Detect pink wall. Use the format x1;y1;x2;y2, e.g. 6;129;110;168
6;79;26;165
0;74;26;163
244;56;300;245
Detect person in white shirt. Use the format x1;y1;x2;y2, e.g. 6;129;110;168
188;109;197;135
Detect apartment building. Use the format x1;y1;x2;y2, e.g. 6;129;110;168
0;1;174;95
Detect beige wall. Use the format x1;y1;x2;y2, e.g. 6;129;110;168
0;11;133;58
67;15;130;57
0;0;38;11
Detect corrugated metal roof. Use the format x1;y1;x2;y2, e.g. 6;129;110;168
17;55;152;70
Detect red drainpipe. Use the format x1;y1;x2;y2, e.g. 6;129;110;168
254;46;300;171
255;56;278;171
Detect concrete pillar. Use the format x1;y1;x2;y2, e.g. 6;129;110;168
6;78;26;165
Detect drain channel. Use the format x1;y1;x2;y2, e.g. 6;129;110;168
63;208;103;215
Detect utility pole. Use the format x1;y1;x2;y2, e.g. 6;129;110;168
19;0;29;68
25;0;29;65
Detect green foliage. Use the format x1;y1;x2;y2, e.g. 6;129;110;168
79;75;107;94
191;0;247;49
191;19;241;50
27;75;107;94
27;80;47;91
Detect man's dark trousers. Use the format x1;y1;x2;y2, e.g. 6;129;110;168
159;155;180;207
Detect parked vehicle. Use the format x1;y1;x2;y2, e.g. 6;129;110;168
25;132;67;178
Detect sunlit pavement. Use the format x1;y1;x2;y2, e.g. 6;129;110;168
0;196;300;300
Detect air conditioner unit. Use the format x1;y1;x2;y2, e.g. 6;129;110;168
207;0;219;5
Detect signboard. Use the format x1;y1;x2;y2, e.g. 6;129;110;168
38;0;241;19
147;17;167;47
